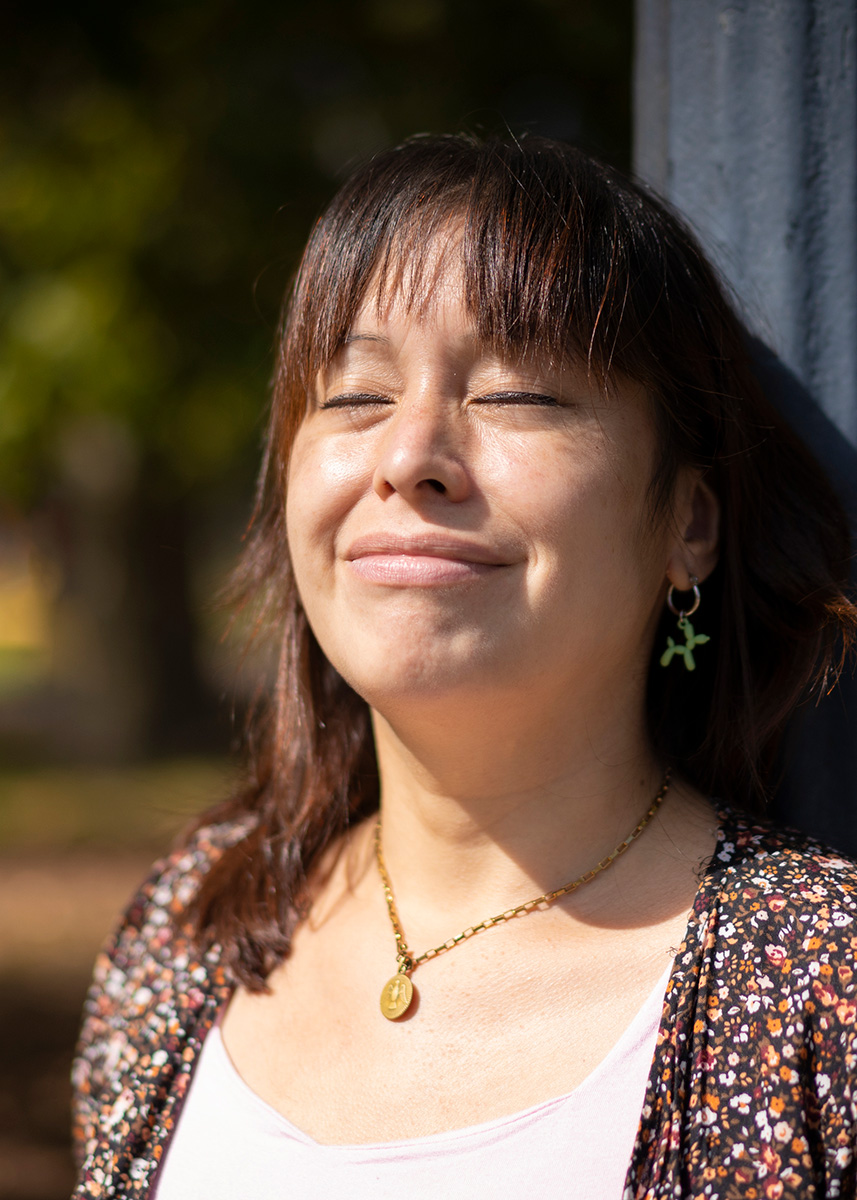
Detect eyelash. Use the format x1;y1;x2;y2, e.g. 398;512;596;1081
320;393;391;409
475;392;561;407
320;391;561;409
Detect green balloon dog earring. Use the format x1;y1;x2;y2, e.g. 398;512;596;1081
660;576;710;672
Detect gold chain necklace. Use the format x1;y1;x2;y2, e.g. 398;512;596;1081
374;771;671;1019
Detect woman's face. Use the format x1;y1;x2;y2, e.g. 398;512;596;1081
286;263;699;719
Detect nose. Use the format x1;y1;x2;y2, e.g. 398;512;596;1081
372;396;470;503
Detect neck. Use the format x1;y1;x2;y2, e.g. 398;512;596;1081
368;683;666;928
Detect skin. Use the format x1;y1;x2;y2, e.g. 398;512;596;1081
221;258;721;1145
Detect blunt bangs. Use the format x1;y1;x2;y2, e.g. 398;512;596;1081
278;136;680;416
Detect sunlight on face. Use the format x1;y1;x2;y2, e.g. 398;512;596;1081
286;260;683;724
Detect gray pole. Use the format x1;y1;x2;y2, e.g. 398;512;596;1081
634;0;857;849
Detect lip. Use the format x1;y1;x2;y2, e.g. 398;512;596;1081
344;533;513;586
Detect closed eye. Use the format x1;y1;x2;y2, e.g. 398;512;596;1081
474;391;561;407
320;392;393;409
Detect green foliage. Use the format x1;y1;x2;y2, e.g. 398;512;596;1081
0;78;262;503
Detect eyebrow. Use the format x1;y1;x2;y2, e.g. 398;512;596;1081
343;333;389;346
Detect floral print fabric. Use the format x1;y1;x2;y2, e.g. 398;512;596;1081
72;807;857;1199
627;811;857;1199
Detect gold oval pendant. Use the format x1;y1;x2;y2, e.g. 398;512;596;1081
380;972;413;1020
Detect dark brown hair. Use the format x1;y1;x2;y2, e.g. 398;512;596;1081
188;134;856;990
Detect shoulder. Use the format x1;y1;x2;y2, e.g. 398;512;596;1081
104;818;252;978
82;815;252;1014
699;806;857;1030
709;805;857;917
644;812;857;1194
71;819;250;1166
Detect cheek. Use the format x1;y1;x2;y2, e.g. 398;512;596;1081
285;438;332;600
286;430;365;559
512;438;663;603
494;434;629;550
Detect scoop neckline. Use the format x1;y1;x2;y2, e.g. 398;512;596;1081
209;954;674;1152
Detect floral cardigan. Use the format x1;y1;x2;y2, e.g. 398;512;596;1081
71;807;857;1199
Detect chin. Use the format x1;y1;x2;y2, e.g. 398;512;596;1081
334;638;509;710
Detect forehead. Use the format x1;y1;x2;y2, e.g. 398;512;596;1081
348;260;472;345
357;225;468;323
337;246;569;377
330;301;567;390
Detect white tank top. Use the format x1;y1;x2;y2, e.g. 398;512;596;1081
154;965;670;1200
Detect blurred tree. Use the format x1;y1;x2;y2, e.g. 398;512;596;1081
0;0;632;761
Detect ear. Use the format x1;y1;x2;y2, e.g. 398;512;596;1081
666;469;720;589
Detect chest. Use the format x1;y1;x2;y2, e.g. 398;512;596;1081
219;908;683;1145
155;1008;661;1200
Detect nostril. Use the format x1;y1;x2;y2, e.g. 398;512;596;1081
427;479;446;493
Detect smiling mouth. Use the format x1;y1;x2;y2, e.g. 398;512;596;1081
345;536;511;586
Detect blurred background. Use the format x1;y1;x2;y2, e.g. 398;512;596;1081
0;1;632;1193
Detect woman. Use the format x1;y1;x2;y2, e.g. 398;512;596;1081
72;135;857;1198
